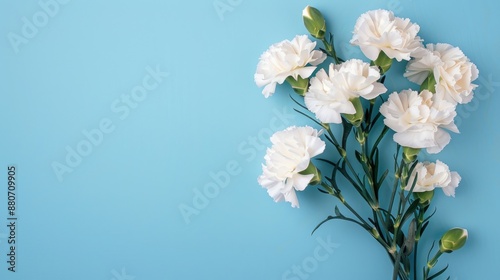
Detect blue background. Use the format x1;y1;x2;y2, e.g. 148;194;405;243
1;0;498;279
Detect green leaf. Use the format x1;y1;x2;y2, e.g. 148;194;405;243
341;119;353;149
370;125;389;160
403;219;416;255
373;148;379;178
427;241;436;261
324;134;336;146
423;208;438;223
402;199;420;224
289;94;308;110
403;255;411;276
334;206;342;217
293;108;324;129
311;215;335;235
377;170;389;190
317;188;329;194
428;265;449;280
421;221;430;235
320;183;334;195
355;150;363;163
396;230;406;248
317;158;336;166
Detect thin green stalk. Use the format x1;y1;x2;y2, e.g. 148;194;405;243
321;36;341;64
392;247;404;280
344;200;393;253
386;174;400;233
413;241;419;280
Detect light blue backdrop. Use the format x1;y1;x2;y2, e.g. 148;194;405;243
0;0;498;279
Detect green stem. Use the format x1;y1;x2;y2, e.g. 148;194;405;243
321;36;341;64
413;241;419;280
344;199;392;253
392;246;404;280
413;208;425;280
424;251;443;279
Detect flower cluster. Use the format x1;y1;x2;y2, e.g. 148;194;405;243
253;6;475;279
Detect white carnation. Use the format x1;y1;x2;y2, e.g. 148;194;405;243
258;126;325;208
405;43;479;104
351;9;422;62
254;35;327;98
305;59;387;123
406;160;461;197
380;90;458;154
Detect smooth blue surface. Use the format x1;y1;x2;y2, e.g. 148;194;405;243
0;0;498;279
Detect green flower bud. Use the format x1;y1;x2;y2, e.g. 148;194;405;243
286;76;309;96
439;228;468;253
299;161;322;185
343;97;364;127
302;6;326;39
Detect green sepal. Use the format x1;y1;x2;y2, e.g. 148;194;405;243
414;190;434;206
420;72;437;93
372;51;393;74
343;97;364;127
299;161;322;185
286;76;310;96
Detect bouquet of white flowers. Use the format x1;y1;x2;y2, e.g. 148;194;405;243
254;6;476;280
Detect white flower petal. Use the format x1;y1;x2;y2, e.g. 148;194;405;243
442;171;461;197
426;128;451;154
284;190;300;208
293;173;315;192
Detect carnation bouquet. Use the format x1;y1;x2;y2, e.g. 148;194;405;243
254;6;477;280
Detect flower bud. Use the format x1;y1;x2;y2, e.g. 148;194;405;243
299;161;322;185
302;6;326;39
343;97;364;127
439;228;468;253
